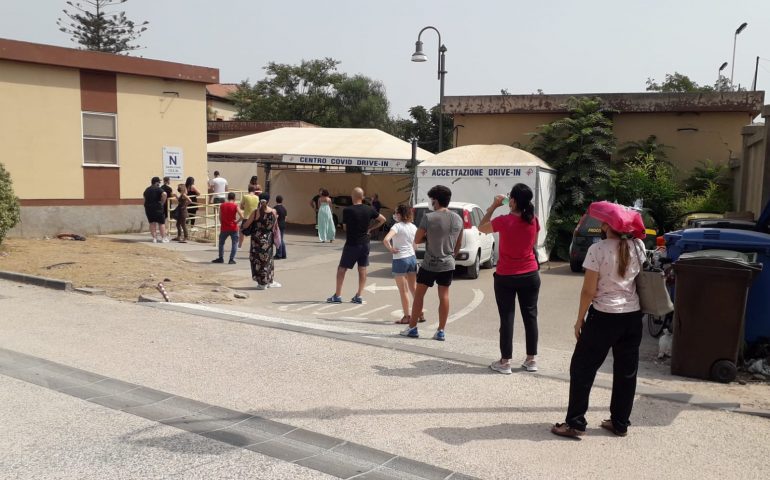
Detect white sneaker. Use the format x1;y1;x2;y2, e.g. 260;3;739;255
162;237;170;243
268;282;282;288
255;284;267;290
521;359;538;372
490;360;512;375
151;238;158;243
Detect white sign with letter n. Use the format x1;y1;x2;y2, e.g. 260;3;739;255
162;147;184;180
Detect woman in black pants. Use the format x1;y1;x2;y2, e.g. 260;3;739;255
552;201;647;439
479;184;541;374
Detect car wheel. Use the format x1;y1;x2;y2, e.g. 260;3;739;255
481;244;497;269
569;259;583;273
467;251;481;279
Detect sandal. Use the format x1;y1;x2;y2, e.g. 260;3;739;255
600;419;627;437
550;423;585;439
417;313;427;323
395;316;411;324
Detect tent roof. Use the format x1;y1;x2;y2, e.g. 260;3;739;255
420;144;552;170
207;127;434;162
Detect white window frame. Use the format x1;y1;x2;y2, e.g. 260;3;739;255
81;111;120;167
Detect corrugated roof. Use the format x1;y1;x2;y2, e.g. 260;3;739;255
420;144;552;169
207;127;434;162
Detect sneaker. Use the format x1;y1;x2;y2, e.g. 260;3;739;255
400;326;419;338
151;237;158;243
255;284;267;290
490;360;513;375
162;237;170;243
326;294;343;303
211;258;224;264
521;359;538;372
268;281;282;288
351;295;364;304
228;259;236;264
433;329;446;341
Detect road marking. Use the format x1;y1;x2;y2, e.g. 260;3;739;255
332;304;364;314
364;283;399;294
357;305;390;317
295;303;322;312
447;289;484;324
312;304;339;313
277;304;298;312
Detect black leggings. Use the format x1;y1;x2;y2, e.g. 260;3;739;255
493;270;540;358
566;306;643;433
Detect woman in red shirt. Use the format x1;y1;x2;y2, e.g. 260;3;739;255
479;183;541;374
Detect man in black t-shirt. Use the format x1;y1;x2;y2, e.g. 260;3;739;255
143;176;168;243
327;187;385;304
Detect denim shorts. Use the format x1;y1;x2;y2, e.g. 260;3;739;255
392;256;418;276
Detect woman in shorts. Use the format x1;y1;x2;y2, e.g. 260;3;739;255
383;205;420;325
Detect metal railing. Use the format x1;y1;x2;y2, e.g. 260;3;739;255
166;190;245;245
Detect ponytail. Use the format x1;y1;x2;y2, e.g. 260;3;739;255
520;202;534;224
617;234;631;277
509;183;535;224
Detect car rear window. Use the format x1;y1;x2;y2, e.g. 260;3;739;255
578;215;603;235
334;196;353;206
413;208;463;228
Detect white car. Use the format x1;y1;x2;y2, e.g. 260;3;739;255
412;201;496;279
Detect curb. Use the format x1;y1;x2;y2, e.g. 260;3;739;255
0;270;72;291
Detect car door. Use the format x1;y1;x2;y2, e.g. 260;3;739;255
474;207;493;260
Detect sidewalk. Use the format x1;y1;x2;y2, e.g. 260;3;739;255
0;280;768;479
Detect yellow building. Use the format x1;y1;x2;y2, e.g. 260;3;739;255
0;38;218;237
445;92;764;175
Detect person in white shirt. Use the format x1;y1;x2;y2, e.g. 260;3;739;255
209;170;228;204
552;201;647;440
383;205;420;325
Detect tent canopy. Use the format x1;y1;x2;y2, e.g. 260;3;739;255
419;144;553;170
207;127;433;171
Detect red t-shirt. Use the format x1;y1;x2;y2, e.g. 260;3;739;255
220;202;239;232
491;214;540;275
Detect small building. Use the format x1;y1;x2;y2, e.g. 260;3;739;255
207;120;318;143
206;83;238;121
444;92;764;175
0;38;218;237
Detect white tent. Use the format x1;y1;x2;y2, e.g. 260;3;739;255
414;144;556;262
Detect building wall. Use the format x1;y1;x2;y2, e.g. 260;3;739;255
0;60;84;199
454;111;754;175
208;99;237;121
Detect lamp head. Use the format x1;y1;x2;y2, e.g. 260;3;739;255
411;40;427;62
736;22;748;35
719;62;728;72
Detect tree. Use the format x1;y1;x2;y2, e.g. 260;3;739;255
646;71;742;93
0;162;21;244
388;104;452;153
529;97;616;260
57;0;149;54
232;58;391;130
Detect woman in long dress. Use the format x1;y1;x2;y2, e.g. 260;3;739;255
317;189;335;243
243;198;281;290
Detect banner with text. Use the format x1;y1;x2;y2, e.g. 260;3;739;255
162;147;184;180
416;166;536;178
282;155;408;171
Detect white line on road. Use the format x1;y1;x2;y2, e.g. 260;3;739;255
312;304;339;313
329;304;364;314
447;289;484;324
278;304;298;312
295;303;323;312
356;305;391;317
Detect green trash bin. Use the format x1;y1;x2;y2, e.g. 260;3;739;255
671;250;762;383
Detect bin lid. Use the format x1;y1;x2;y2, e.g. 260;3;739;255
676;229;770;253
679;250;758;263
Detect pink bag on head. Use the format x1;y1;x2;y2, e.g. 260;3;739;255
588;201;647;239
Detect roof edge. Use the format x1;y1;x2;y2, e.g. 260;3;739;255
445;92;765;116
0;37;219;84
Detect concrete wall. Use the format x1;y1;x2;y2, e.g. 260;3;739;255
208;99;237;121
738;107;770;216
11;205;147;237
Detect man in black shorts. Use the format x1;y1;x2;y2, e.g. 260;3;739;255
327;187;385;304
400;185;462;341
143;176;169;243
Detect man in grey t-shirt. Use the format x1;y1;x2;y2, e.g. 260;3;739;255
400;185;462;341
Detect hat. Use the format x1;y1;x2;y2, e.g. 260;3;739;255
588;201;647;240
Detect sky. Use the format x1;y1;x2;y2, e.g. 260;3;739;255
3;0;770;118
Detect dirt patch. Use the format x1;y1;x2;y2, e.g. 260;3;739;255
0;237;236;303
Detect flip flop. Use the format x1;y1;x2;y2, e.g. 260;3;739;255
395;316;411;324
600;419;628;437
550;423;585;440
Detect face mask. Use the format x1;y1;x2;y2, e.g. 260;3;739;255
393;214;401;223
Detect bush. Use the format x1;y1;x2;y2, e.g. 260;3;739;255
0;162;21;244
673;181;732;216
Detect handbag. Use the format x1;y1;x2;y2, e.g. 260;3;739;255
241;212;256;236
272;213;282;249
633;239;674;317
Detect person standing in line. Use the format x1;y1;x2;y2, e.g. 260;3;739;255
254;184;264;199
172;184;191;243
478;184;541;374
239;185;260;248
400;185;462;341
371;193;382;213
317;189;335;243
327;187;385;304
212;192;241;264
551;201;647;439
243;195;281;290
161;176;174;240
273;195;288;259
248;175;259;192
310;188;323;228
209;170;228;204
383;204;420;325
185;177;201;227
143;176;169;243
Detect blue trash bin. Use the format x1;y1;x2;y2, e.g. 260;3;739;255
669;228;770;343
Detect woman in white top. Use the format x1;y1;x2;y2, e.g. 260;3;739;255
383;205;419;325
552;201;647;439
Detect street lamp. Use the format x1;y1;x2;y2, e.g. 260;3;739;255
730;22;748;86
411;26;447;152
718;61;728;84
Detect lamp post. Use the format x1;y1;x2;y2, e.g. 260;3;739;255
718;61;728;85
411;26;447;152
730;22;748;87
